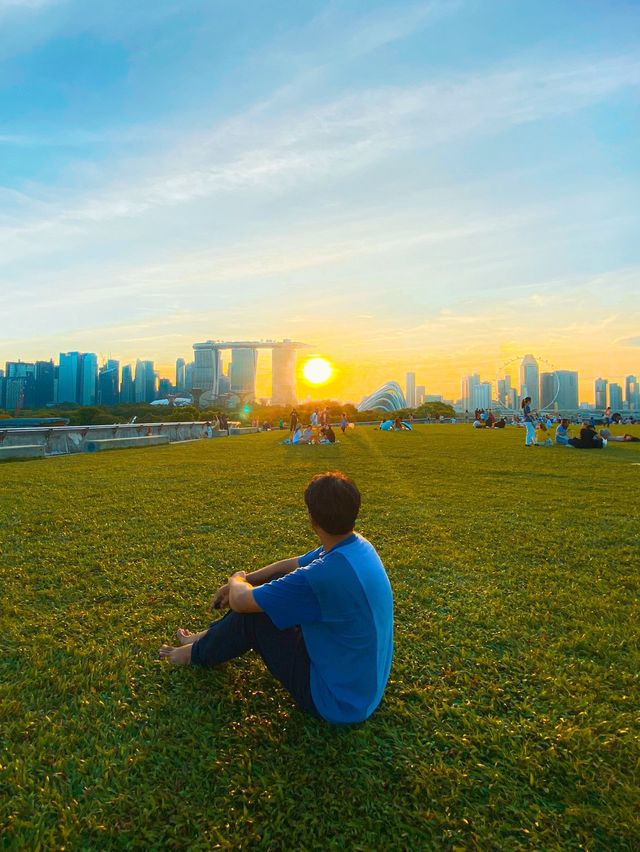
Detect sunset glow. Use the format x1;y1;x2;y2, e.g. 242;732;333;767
1;1;638;407
302;358;333;386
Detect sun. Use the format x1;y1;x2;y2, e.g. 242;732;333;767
302;357;333;386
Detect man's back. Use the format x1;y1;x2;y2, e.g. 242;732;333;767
254;534;393;724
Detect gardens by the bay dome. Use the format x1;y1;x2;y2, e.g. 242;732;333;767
357;381;407;412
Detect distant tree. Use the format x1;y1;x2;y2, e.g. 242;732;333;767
414;401;455;419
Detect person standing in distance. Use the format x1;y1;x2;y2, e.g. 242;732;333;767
521;396;536;446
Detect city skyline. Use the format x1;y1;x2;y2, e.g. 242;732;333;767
1;1;639;401
2;346;639;412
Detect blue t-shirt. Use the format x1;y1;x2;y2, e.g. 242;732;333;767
253;534;394;724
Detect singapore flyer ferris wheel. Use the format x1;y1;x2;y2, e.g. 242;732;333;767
494;354;560;413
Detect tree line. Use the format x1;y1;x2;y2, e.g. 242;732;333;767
0;399;454;427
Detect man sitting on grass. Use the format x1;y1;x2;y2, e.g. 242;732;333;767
159;471;394;724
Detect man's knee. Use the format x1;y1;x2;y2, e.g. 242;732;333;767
221;610;276;646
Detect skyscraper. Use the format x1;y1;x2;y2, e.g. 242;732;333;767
120;364;134;403
192;343;222;397
461;372;480;411
471;382;492;410
271;345;297;405
507;388;520;410
555;371;579;413
539;372;557;409
34;360;55;408
405;372;416;408
496;375;512;407
594;378;608;410
98;360;120;406
58;351;81;404
625;375;639;410
519;355;539;408
3;361;36;410
230;348;258;398
175;358;186;392
135;360;156;403
609;383;623;411
79;353;98;406
184;361;194;394
415;385;425;406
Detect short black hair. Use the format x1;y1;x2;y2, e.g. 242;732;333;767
304;471;361;535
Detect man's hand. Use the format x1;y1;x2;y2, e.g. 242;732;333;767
228;570;263;614
208;582;230;612
229;570;247;583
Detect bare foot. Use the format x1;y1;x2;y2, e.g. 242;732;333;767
158;644;192;665
176;628;207;646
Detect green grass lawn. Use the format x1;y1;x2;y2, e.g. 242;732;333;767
1;425;639;850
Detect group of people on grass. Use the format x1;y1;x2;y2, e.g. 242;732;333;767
284;409;351;445
285;423;338;445
205;414;230;437
470;400;639;448
290;408;336;431
472;409;507;429
379;416;413;431
520;397;639;448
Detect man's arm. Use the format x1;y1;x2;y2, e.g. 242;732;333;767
246;557;299;586
228;571;263;613
208;557;299;611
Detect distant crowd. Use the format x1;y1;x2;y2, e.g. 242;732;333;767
205;413;230;437
282;407;352;445
471;402;639;449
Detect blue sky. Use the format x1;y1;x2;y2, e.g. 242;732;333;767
1;0;639;400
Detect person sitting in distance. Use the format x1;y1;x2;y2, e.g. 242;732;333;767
535;421;553;446
555;419;571;445
568;423;605;449
600;429;640;443
300;426;314;444
319;425;336;444
159;472;394;724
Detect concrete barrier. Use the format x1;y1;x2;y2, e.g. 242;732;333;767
85;435;170;453
0;444;45;460
0;419;261;458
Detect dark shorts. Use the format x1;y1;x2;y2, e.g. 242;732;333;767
190;610;320;719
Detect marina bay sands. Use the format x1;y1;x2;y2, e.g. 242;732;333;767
192;340;309;406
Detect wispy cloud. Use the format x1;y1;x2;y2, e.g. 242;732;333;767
0;0;63;16
2;50;638;263
0;210;513;318
285;0;458;67
0;0;58;8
